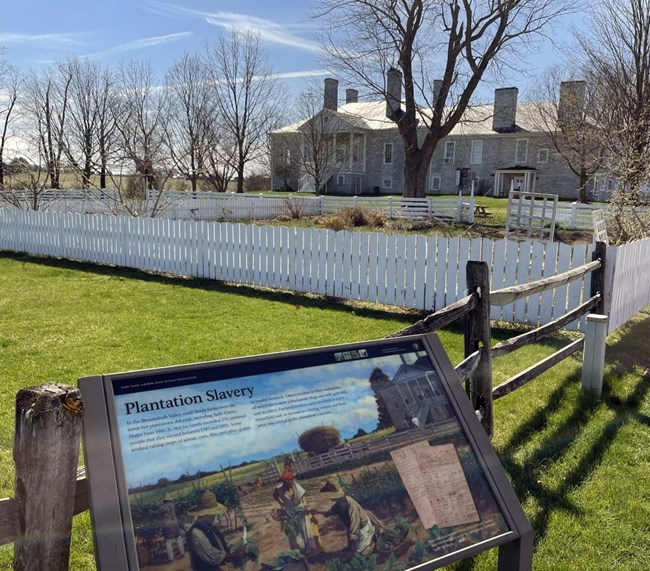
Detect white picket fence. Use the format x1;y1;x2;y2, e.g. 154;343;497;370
2;190;470;223
2;189;598;229
1;209;648;333
606;238;650;333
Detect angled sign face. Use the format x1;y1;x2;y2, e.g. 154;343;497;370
80;333;532;571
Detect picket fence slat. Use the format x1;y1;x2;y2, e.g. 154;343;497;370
552;244;572;320
435;236;448;310
526;240;546;325
513;240;532;324
567;243;588;331
501;241;519;323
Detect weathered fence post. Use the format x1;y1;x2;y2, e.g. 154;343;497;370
582;314;609;398
13;383;84;571
464;261;494;438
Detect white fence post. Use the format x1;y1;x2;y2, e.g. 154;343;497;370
469;180;475;224
582;313;609;398
571;202;578;229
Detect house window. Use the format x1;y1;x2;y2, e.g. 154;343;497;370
470;140;483;164
335;133;349;165
515;138;528;163
382;177;392;189
337;174;345;186
537;148;549;164
352;133;365;167
384;142;393;164
430;176;441;191
444;141;455;163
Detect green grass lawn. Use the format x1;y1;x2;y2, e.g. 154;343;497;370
0;252;647;570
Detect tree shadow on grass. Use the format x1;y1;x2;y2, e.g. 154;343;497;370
497;311;650;546
0;251;422;325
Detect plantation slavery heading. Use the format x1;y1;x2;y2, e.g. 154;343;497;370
80;335;533;571
123;386;255;415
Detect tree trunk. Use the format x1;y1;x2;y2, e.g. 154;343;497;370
50;167;60;190
578;167;589;203
236;163;245;193
83;159;92;189
403;148;428;198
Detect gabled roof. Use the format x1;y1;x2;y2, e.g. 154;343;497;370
274;100;557;137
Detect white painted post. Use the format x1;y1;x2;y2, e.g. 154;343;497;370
582;314;609;398
469;180;476;224
571;202;578;229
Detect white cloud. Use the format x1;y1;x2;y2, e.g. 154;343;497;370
273;70;331;80
144;1;321;53
82;32;193;59
0;33;85;47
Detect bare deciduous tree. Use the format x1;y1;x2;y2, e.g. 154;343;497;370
113;60;170;194
23;65;73;189
313;0;577;198
527;66;605;202
59;57;116;189
575;0;650;188
288;86;345;195
572;0;650;240
205;28;285;193
164;52;215;192
0;57;21;188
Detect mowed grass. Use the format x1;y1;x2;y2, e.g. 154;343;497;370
0;251;648;570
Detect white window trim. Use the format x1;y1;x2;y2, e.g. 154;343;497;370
515;138;529;163
444;141;455;164
470;140;483;165
384;142;393;164
430;176;441;191
382;177;393;189
537;148;549;164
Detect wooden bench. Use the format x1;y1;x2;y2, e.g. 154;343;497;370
474;205;489;217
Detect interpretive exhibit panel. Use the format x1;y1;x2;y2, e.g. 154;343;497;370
80;333;532;571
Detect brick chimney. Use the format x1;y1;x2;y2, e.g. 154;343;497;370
323;78;339;111
558;80;586;126
432;79;443;104
386;67;403;119
345;88;359;104
492;87;518;132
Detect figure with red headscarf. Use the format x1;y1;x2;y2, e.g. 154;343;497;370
272;471;322;555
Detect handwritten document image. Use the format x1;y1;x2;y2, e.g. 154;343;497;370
391;442;480;529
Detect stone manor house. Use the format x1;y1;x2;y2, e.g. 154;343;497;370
270;76;593;200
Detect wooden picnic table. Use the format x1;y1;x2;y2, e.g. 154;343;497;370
474;205;489;217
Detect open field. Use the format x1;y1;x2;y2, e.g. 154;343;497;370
0;252;648;569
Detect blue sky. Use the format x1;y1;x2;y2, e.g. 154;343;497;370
2;0;325;96
2;0;582;104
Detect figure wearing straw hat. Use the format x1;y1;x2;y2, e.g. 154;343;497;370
317;481;385;559
186;491;245;571
151;493;185;562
